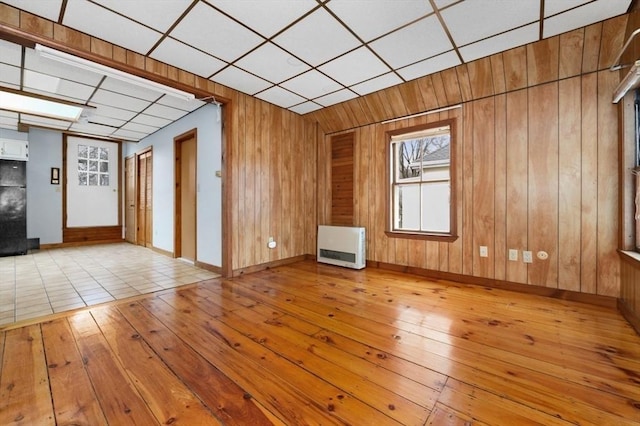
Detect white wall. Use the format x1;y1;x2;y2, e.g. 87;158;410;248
124;104;222;267
0;128;63;244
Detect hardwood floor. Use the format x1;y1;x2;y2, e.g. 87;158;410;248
1;260;639;425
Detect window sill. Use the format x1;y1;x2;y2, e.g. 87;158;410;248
619;249;640;266
385;230;458;242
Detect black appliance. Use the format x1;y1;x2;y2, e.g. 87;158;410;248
0;159;27;256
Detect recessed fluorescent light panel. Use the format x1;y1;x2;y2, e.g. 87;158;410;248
0;90;84;121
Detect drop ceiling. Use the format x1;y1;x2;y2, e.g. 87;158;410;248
0;0;633;141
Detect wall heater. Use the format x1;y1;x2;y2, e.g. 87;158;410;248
317;225;366;269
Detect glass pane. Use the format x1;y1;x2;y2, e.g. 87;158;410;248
99;161;109;173
100;174;109;186
395;140;422;181
421;182;450;232
78;172;87;185
89;160;98;172
393;184;421;230
78;159;87;171
88;173;98;186
78;144;88;158
99;147;109;160
420;133;450;182
89;146;99;159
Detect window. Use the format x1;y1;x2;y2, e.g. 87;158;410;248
387;119;457;240
78;144;109;186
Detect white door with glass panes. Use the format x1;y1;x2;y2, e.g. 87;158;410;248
66;136;119;227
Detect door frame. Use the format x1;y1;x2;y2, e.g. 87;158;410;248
174;129;197;261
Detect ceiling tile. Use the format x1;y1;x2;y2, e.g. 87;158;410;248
21;87;91;106
0;64;21;87
152;38;226;78
314;89;358;107
131;114;172;128
23;70;60;93
211;66;273;96
2;0;62;21
274;8;361;66
0;39;22;67
99;77;161;102
319;46;391;87
397;50;461;81
21;115;71;130
53;80;96;103
93;0;191;32
63;0;163;55
24;49;104;86
350;72;403;96
235;43;310;84
143;103;190;121
459;23;538;62
121;121;159;134
544;0;591;17
289;101;323;114
543;0;632;38
369;14;452;68
281;70;342;100
433;0;459;8
255;86;306;108
327;0;432;42
92;104;139;121
157;96;205;112
441;0;539;46
69;121;116;136
170;1;264;62
110;128;148;141
88;115;126;127
210;0;317;38
91;89;152;112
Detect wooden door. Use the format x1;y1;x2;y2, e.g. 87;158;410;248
175;133;197;261
136;150;153;247
124;155;136;243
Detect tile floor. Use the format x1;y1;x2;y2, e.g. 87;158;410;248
0;243;219;326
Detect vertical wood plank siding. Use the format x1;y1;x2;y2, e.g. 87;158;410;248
311;14;628;297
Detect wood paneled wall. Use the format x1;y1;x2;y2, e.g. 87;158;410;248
229;94;317;271
313;14;627;297
0;4;318;274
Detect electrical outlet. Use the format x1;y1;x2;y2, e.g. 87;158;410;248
523;250;533;263
508;249;518;261
479;246;488;257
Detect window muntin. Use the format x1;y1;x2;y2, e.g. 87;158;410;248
388;120;456;239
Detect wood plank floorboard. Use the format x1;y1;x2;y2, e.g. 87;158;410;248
0;259;639;425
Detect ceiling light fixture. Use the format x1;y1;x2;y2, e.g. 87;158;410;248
613;60;640;104
0;89;88;122
35;44;196;102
